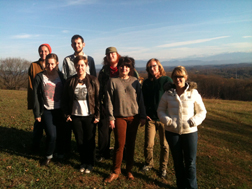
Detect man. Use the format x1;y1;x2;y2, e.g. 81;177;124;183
62;34;96;78
142;58;172;178
62;35;96;155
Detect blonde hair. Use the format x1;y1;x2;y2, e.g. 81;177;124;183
146;58;166;79
171;66;188;79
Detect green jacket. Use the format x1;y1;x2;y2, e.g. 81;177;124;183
142;76;172;121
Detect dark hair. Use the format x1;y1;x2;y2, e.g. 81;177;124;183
74;55;88;66
45;53;59;70
71;34;84;43
146;58;166;79
103;52;121;65
117;56;135;76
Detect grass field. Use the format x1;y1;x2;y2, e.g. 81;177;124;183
0;89;251;188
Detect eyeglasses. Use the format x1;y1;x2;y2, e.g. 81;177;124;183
173;75;184;79
149;64;157;69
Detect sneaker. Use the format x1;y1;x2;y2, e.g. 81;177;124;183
85;165;93;174
160;169;167;178
79;164;86;173
142;165;152;172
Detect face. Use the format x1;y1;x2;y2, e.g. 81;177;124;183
172;74;187;89
46;58;58;72
119;65;130;77
71;38;85;53
39;46;50;60
106;52;118;65
148;60;160;77
75;60;86;76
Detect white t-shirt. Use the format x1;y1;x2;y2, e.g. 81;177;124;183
72;83;89;116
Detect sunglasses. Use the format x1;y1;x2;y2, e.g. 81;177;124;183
173;75;184;79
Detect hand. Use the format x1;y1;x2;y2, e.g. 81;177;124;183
66;116;72;122
94;118;99;124
36;117;41;122
109;120;115;129
146;116;152;121
140;119;146;127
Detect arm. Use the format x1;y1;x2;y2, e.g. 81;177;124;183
61;78;72;121
189;90;207;126
32;74;41;120
106;79;115;122
62;58;68;80
94;77;100;121
88;56;97;77
157;93;172;126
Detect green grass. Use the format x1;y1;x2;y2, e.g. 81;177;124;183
0;90;251;188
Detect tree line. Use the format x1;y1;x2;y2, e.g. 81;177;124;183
1;57;252;101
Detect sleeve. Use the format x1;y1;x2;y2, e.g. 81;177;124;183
106;79;115;121
94;78;100;120
27;64;34;109
62;58;68;80
189;90;207;126
136;81;146;119
32;74;41;118
157;93;172;126
61;79;71;119
88;56;97;77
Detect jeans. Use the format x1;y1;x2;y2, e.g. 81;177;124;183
165;131;198;189
42;109;65;157
144;120;169;170
98;113;111;158
32;120;44;150
112;115;139;174
72;115;96;166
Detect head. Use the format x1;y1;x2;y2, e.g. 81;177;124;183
103;47;121;66
71;34;85;54
146;58;166;79
171;66;188;89
74;55;88;76
45;53;59;72
38;44;52;60
117;56;135;77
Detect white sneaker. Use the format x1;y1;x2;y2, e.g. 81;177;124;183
79;164;86;173
85;165;93;174
142;165;152;171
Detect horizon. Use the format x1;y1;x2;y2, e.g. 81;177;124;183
0;0;252;68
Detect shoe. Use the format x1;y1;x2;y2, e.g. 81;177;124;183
79;164;86;173
85;165;93;174
41;158;51;166
127;172;134;180
160;169;167;178
142;165;152;171
104;173;119;183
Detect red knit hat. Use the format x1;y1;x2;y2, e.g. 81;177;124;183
38;43;52;53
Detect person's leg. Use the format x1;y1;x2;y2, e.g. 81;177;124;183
157;121;169;171
42;109;57;158
98;114;111;159
182;132;198;189
165;131;186;189
113;117;127;175
125;116;139;174
64;121;73;155
54;109;65;156
144;120;156;168
32;120;44;151
72;116;85;164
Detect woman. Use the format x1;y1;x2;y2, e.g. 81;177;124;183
28;43;52;151
157;66;207;189
33;53;65;166
104;56;146;183
98;47;139;161
62;55;100;174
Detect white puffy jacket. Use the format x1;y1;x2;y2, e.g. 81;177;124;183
157;82;207;135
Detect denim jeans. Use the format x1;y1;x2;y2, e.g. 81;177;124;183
32;120;44;150
42;109;65;157
165;131;198;189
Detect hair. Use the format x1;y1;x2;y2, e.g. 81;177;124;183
73;55;88;66
117;56;135;76
171;66;188;79
71;34;84;43
146;58;166;79
45;53;59;70
103;52;121;65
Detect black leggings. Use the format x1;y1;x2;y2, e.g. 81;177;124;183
72;115;96;166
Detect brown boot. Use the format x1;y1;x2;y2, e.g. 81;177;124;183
127;172;134;180
104;173;119;183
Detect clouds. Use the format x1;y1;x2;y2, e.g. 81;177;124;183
11;34;40;39
243;36;252;38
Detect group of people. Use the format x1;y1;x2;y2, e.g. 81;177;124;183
28;34;207;189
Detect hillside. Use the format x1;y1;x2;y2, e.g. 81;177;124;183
0;90;251;188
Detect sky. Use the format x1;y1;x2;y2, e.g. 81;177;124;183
0;0;252;68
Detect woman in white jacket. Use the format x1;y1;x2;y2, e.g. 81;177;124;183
157;66;206;189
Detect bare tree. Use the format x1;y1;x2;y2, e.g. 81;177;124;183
0;58;30;90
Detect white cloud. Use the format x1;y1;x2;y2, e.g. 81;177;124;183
11;34;40;39
157;36;230;48
66;0;96;5
62;30;70;33
243;36;252;38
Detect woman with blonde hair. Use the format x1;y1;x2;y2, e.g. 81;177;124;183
157;66;207;189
